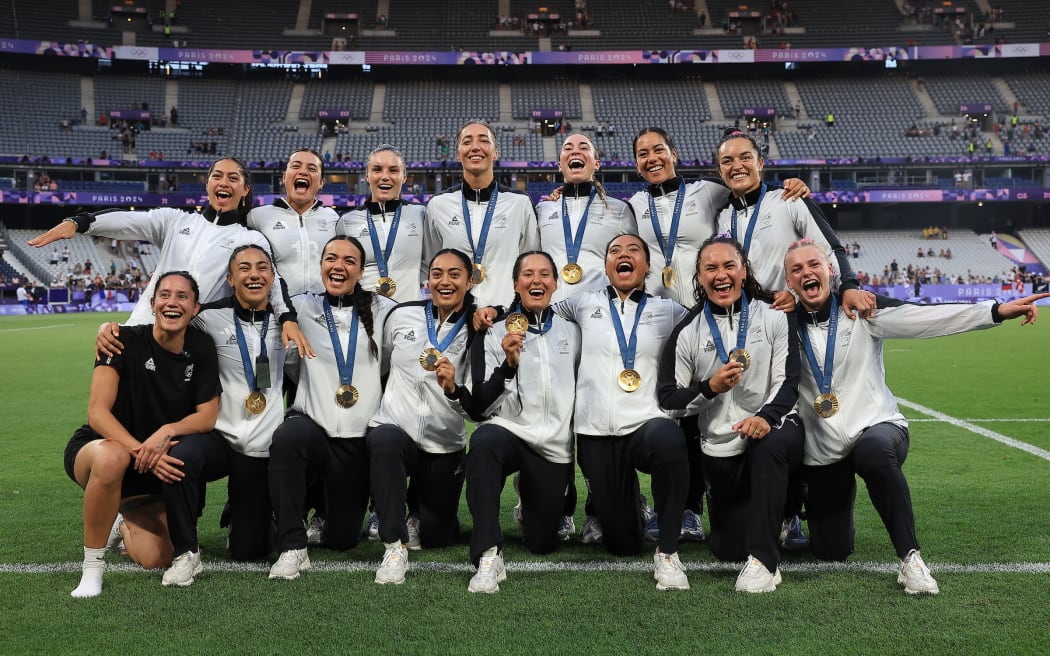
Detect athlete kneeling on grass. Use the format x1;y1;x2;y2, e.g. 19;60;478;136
159;245;287;587
658;236;803;593
367;248;478;586
267;236;396;581
456;251;581;593
784;239;1048;595
64;272;220;598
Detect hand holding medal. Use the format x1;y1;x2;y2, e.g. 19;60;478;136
434;356;457;394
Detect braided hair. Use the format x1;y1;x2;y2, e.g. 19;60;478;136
323;235;379;358
692;235;775;306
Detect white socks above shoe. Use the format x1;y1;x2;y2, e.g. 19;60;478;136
71;546;107;598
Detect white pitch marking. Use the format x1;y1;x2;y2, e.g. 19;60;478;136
5;560;1050;575
0;324;74;333
898;398;1050;462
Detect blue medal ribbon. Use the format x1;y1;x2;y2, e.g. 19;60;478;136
515;304;554;335
425;301;467;352
798;295;838;395
233;308;270;391
730;183;767;254
607;292;648;371
647;181;686;271
323;297;360;387
364;203;402;279
460;187;499;270
702;291;750;364
561;188;596;266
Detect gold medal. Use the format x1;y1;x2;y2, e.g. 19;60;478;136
662;265;675;288
504;312;529;334
618;368;642;392
814;392;840;419
728;348;751;371
376;276;397;297
420;347;442;371
472;263;486;284
561;262;583;284
245;391;267;415
335;384;359;408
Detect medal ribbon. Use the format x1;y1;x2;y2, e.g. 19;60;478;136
460;187;499;271
561;187;596;266
607;293;648;371
647;181;686;271
234;309;270;391
798;294;838;395
730;183;768;254
365;203;402;280
702;291;750;364
425;301;467;352
323;297;360;387
515;304;554;335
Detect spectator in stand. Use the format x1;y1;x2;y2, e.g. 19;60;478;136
50;249;59;266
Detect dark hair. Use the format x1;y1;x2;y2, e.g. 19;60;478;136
152;270;200;303
508;250;558;311
605;233;651;265
207;156;253;221
455;121;498;150
560;133;610;207
692;235;774;305
226;244;273;274
427;247;478;342
714;128;764;166
632;127;678;161
322;235;379;358
288;148;325;177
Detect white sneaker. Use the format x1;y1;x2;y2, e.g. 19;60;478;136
106;513;126;554
653;550;690;591
898;549;939;595
366;512;380;541
735;554;782;593
512;500;524;530
375;542;408;585
468;547;507;593
162;550;203;587
306;515;326;546
580;516;603;544
558;515;576;541
269;548;311;580
405;515;421;551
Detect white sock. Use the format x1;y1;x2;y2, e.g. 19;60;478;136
71;546;107;598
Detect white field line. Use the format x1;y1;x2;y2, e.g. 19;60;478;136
0;323;73;333
898;398;1050;462
3;560;1050;575
909;418;1050;423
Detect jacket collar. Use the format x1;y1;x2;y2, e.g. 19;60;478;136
646;176;683;198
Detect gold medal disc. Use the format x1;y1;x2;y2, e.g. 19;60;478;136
471;263;486;284
561;263;583;284
618;368;642;392
335;384;359;408
505;312;529;334
245;391;267;415
728;348;752;371
814;392;840;419
376;277;397;297
661;266;675;288
419;347;442;371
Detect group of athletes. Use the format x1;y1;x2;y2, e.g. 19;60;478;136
33;121;1045;598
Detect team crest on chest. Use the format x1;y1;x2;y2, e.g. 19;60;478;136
184;364;194;382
